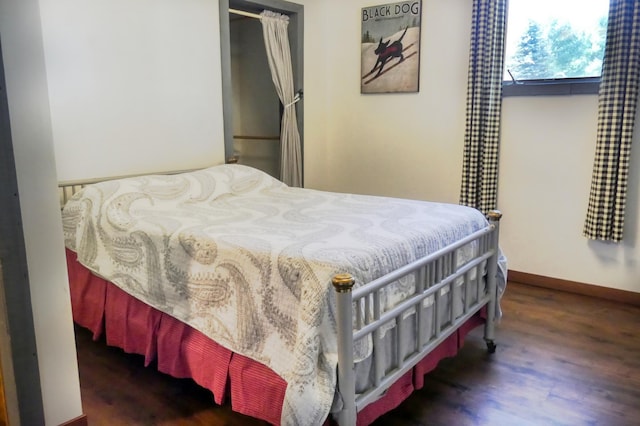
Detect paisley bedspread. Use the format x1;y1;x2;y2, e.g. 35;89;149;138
62;164;498;425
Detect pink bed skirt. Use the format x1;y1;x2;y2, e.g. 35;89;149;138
66;249;484;425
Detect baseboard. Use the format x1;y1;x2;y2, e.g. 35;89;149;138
59;414;88;426
508;270;640;307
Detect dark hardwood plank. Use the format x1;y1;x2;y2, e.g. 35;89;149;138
75;282;640;425
373;282;640;426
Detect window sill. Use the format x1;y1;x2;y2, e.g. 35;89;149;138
502;77;600;97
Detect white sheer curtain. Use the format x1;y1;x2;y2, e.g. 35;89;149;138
260;10;302;187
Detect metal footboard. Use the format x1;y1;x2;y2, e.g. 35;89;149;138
332;210;502;426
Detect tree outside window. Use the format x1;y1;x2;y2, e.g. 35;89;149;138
504;1;608;81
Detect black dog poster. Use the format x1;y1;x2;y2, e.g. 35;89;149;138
361;1;421;93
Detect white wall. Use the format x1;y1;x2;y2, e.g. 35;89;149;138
293;0;330;187
300;0;640;294
304;0;472;205
40;0;226;182
0;0;83;424
500;97;640;291
0;0;227;424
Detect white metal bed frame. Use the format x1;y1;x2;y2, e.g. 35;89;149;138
58;171;502;426
331;210;501;425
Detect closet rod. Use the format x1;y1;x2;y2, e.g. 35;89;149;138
229;8;261;19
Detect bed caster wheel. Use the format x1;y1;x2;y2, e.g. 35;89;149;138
485;340;497;354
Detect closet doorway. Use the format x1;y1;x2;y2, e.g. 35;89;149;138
218;0;303;182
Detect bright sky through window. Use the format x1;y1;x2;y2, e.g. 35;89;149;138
504;0;609;81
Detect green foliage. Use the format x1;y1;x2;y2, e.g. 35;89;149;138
507;16;608;80
547;20;591;77
510;21;553;79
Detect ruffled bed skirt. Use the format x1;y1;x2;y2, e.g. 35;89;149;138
67;249;484;425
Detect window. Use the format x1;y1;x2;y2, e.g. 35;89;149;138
503;0;609;96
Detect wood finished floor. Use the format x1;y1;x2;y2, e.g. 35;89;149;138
75;281;640;426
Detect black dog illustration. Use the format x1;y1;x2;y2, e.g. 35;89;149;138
371;27;408;77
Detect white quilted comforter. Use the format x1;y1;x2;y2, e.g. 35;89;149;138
62;164;499;425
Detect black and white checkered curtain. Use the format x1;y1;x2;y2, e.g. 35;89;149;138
584;0;640;242
459;0;507;215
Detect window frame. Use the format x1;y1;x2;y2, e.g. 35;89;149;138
501;0;608;97
502;76;600;97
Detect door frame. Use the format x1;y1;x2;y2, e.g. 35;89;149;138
0;37;45;426
218;0;304;179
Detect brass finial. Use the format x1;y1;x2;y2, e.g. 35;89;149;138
487;210;503;221
332;273;355;293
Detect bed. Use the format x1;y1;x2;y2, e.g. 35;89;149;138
59;163;506;425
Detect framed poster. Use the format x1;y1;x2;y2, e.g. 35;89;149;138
361;1;422;94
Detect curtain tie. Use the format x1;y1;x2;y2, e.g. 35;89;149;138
285;91;302;108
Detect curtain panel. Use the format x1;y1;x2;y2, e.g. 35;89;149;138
459;0;507;215
584;0;640;242
260;11;303;188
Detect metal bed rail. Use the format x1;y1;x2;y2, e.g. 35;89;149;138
332;210;502;426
